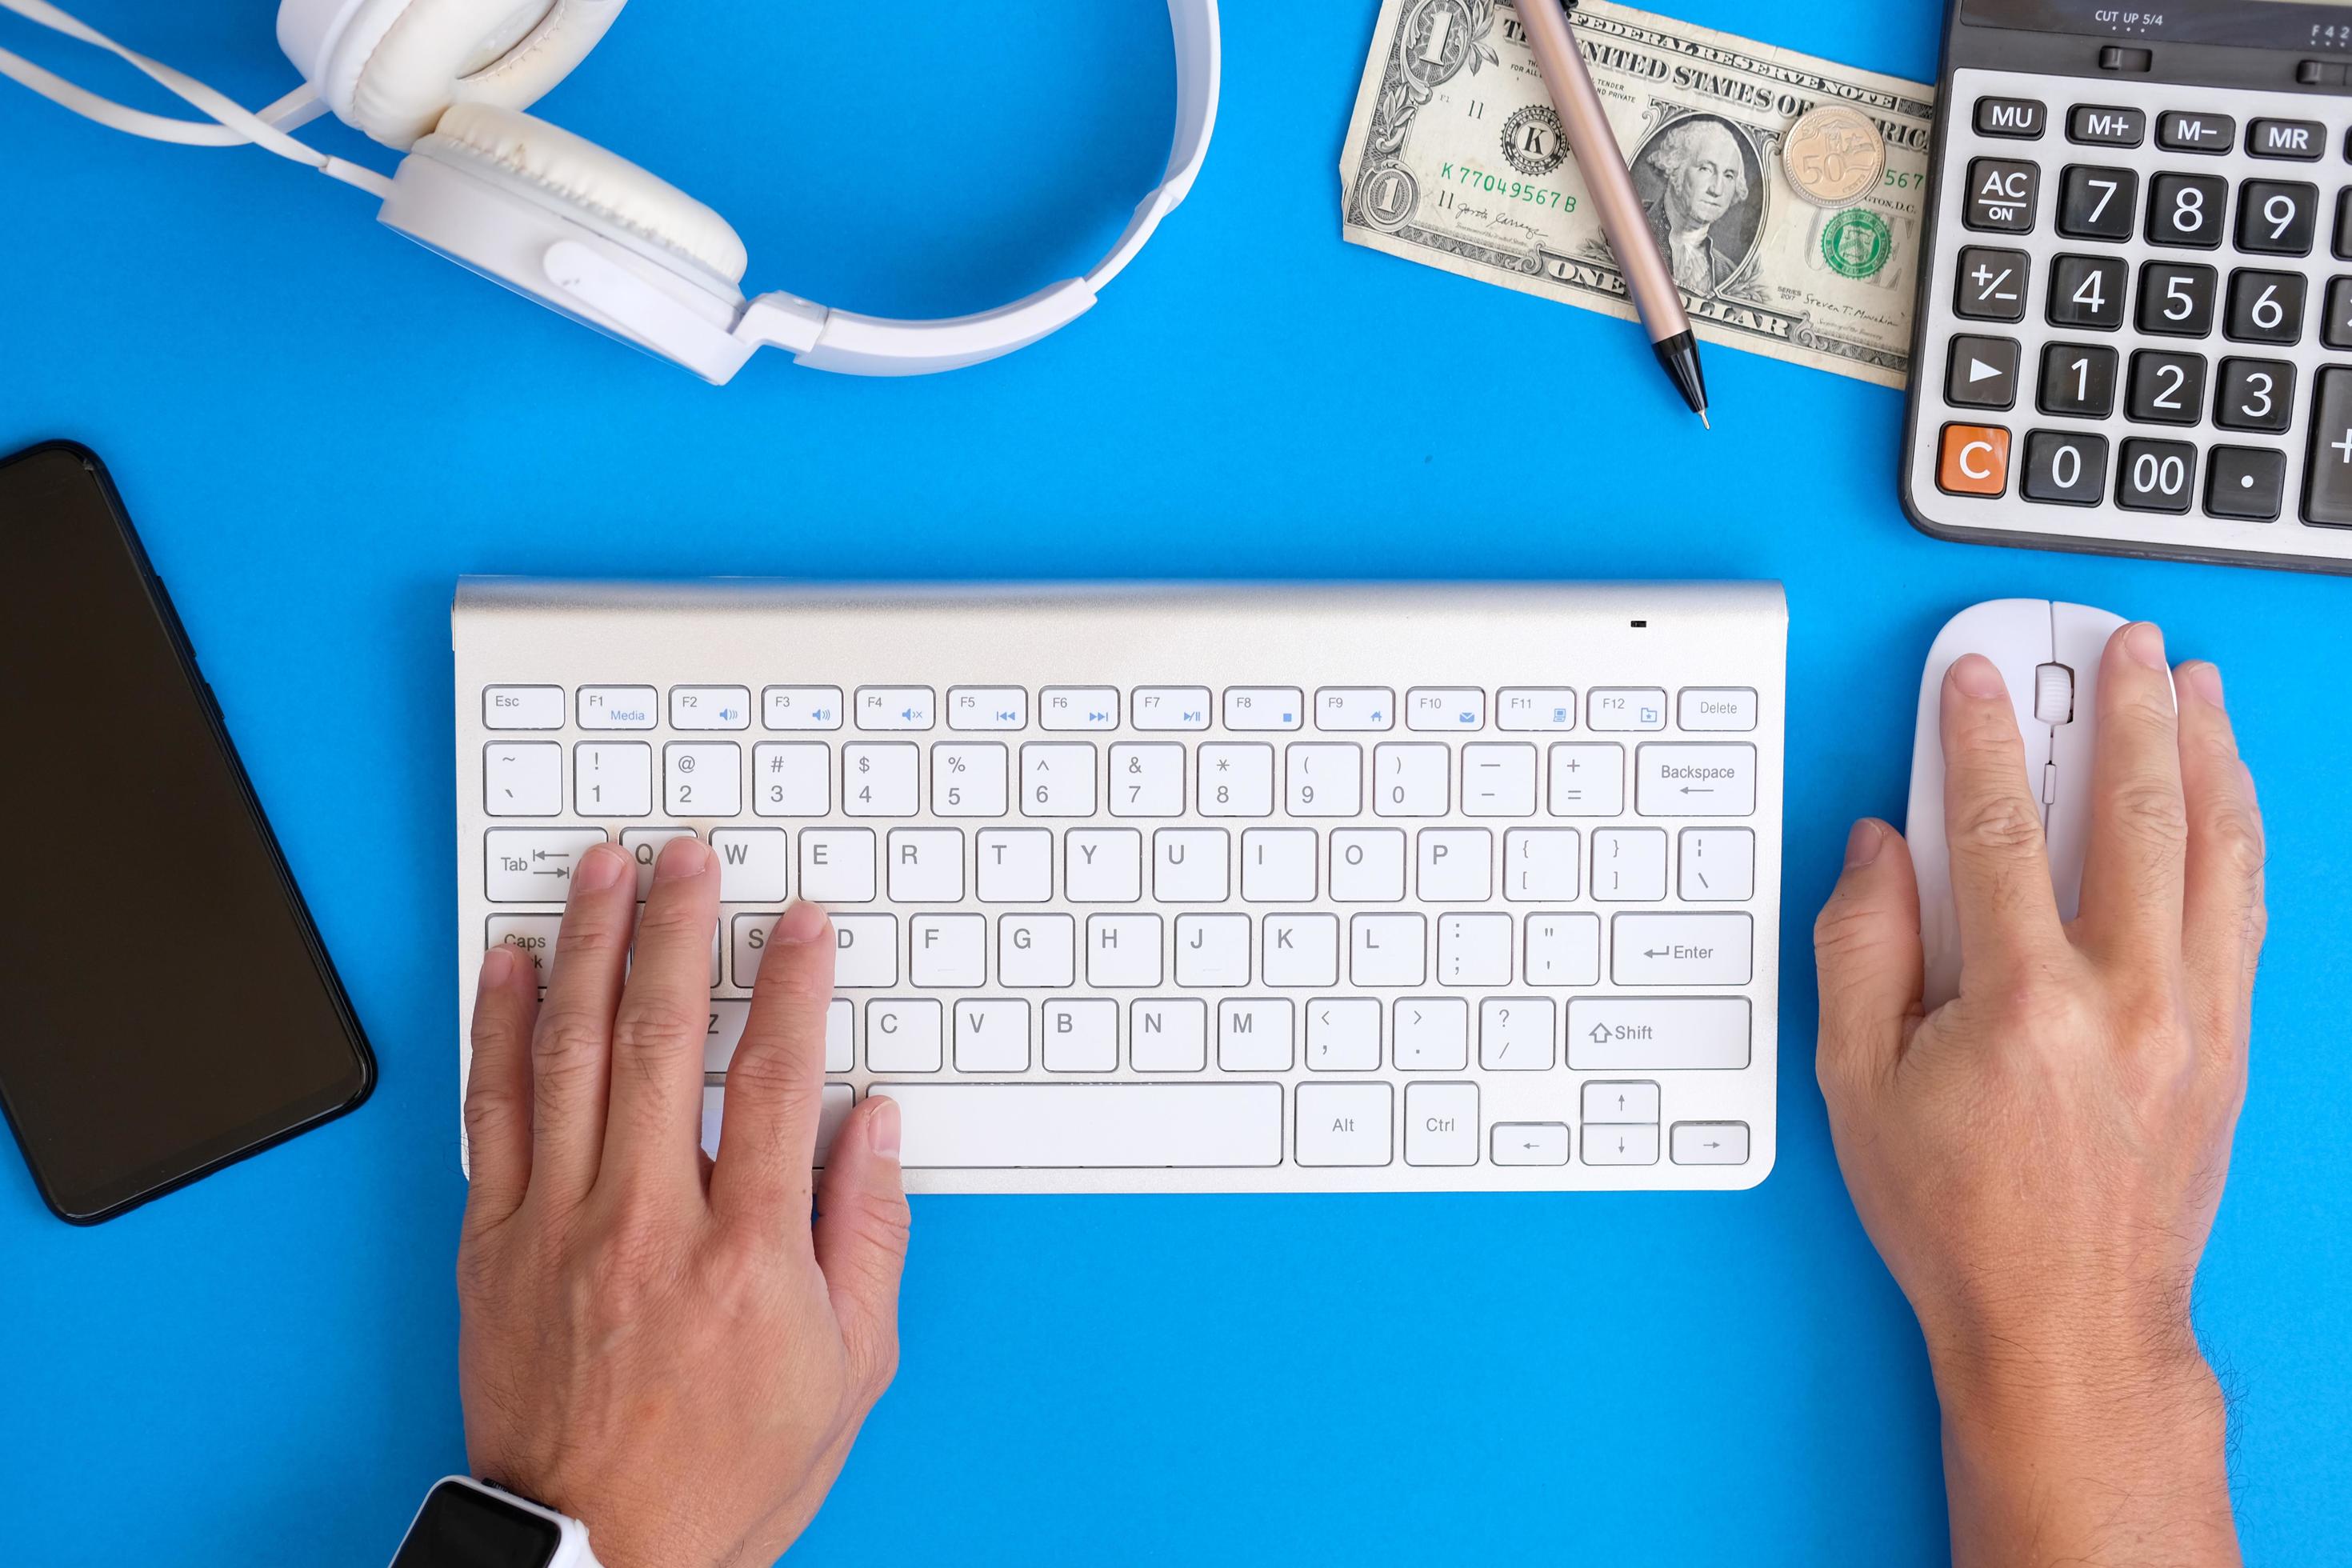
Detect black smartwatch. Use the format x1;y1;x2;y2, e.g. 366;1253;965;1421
388;1478;600;1568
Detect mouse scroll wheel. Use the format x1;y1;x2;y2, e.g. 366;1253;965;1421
2033;663;2074;725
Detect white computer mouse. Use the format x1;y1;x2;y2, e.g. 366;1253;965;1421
1905;598;2126;1010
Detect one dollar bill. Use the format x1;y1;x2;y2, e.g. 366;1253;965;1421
1338;0;1935;388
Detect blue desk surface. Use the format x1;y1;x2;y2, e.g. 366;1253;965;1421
3;3;2347;1563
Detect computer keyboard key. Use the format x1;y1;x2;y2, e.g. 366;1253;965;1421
487;914;560;982
1223;687;1302;730
1372;742;1450;815
1586;689;1666;730
800;827;878;902
1610;913;1754;986
701;1084;853;1164
1416;829;1490;902
1296;1082;1392;1166
929;742;1006;818
1351;913;1426;986
2020;430;2110;506
2247;118;2324;160
622;827;694;897
1974;95;2045;138
575;742;651;817
887;1082;1285;1169
1953;246;2029;321
2303;367;2352;526
2324;278;2352;350
834;914;901;987
866;998;944;1074
2046;254;2126;327
1174;913;1251;986
485;686;562;729
1547;743;1624;815
1198;742;1275;816
1677;827;1754;902
1478;997;1553;1070
1568;997;1750;1070
2116;439;2198;514
1019;742;1097;817
750;743;830;817
1945;334;2021;409
976;827;1053;902
2237;180;2318;255
1329;828;1405;901
1591;827;1669;901
1131;686;1212;730
1311;687;1393;731
2038;342;2118;417
1406;687;1485;730
2214;358;2294;433
1039;687;1118;731
1066;827;1142;902
1404;1082;1478;1166
1306;998;1382;1070
1460;742;1539;816
842;742;918;817
953;998;1030;1072
1109;742;1185;818
702;1000;750;1071
2135;262;2218;337
730;912;791;988
2055;165;2136;239
945;686;1027;730
1261;914;1341;988
1676;689;1756;730
998;914;1075;987
1285;743;1362;817
2066;104;2145;147
2223;269;2305;344
1670;1122;1752;1166
485;742;562;817
1582;1080;1660;1125
1523;913;1602;986
1085;914;1163;987
1394;998;1467;1070
1239;829;1316;903
855;686;934;730
910;914;986;986
762;686;842;730
1491;1123;1570;1166
1496;688;1579;730
2126;350;2207;426
1152;827;1228;902
1130;998;1209;1071
1635;743;1757;816
1502;827;1580;901
2156;110;2234;154
711;828;786;902
670;686;750;730
2204;447;2286;522
1218;998;1293;1071
665;742;742;817
1963;157;2038;231
1436;913;1512;986
2146;173;2227;247
579;686;658;730
1582;1124;1660;1166
485;828;609;900
1042;998;1118;1072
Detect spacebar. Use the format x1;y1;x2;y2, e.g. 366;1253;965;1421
878;1082;1285;1169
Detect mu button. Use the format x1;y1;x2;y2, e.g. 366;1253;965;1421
1937;423;2011;496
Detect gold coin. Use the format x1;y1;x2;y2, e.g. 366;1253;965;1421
1782;104;1886;208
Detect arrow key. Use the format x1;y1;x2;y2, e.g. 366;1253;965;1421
1580;1080;1660;1125
1490;1122;1570;1166
1944;333;2020;410
1670;1120;1751;1166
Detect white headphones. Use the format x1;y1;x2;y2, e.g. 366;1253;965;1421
0;0;1219;379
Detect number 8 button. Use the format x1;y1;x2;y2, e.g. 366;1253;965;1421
2148;173;2227;248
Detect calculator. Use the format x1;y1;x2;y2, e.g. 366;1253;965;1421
1903;0;2352;573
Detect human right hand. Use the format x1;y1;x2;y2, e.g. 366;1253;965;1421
1813;622;2262;1567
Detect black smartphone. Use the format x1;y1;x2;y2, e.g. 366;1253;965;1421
0;442;374;1223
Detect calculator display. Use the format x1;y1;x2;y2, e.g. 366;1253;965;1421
1962;0;2352;50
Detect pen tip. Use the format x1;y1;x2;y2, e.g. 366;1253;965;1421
1698;411;1711;430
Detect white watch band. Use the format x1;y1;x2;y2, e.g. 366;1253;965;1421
390;1477;602;1568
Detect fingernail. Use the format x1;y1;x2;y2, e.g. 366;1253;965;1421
2182;660;2225;708
480;944;515;984
655;834;711;881
771;898;828;946
574;843;627;891
1844;818;1885;868
869;1096;901;1161
2124;621;2167;670
1948;653;2005;699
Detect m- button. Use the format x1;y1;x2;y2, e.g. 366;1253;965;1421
1938;423;2011;497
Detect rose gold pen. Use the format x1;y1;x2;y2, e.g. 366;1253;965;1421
1519;0;1710;426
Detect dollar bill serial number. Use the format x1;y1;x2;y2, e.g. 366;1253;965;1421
1440;161;1578;211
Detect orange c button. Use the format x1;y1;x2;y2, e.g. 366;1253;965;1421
1938;423;2010;497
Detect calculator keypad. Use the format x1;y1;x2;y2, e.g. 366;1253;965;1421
1910;66;2352;566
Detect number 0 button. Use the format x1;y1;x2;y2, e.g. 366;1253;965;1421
2021;430;2109;506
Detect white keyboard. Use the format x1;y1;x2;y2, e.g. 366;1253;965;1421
453;581;1786;1194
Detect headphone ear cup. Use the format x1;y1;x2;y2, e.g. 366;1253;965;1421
280;0;630;149
416;102;749;286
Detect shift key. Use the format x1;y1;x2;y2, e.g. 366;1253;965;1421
1568;998;1750;1069
2305;366;2352;526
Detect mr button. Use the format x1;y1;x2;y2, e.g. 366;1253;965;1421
1938;424;2010;496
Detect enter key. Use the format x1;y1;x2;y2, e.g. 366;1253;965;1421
1610;913;1754;986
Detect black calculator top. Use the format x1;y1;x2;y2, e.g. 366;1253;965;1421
1901;0;2352;573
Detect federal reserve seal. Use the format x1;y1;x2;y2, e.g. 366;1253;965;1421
1781;103;1886;208
1500;103;1565;178
1820;207;1893;280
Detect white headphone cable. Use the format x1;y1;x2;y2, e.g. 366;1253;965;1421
0;0;390;196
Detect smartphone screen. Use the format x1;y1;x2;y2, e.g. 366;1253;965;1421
0;443;373;1222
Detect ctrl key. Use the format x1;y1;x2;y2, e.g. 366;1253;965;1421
1937;423;2010;497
